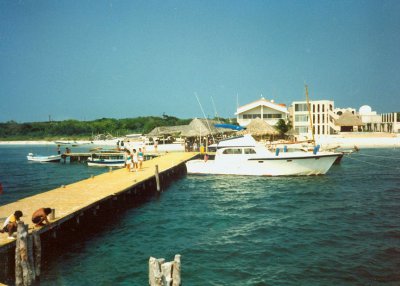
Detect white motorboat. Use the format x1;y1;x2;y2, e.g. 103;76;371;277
185;135;341;176
87;155;125;167
27;153;62;163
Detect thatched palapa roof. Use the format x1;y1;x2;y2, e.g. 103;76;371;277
147;118;235;138
237;118;278;136
180;118;234;137
147;126;186;137
335;111;364;126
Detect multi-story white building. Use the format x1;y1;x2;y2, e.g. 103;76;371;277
236;97;289;127
381;112;400;133
291;100;337;139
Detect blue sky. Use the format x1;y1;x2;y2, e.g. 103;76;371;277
1;0;399;122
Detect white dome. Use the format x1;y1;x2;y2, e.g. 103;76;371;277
359;105;372;114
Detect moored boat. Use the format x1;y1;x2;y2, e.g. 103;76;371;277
27;153;62;163
186;135;341;176
87;154;125;167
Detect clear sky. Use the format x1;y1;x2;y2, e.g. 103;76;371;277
1;0;399;123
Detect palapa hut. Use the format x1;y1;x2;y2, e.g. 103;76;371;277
180;118;234;138
179;118;235;151
237;118;278;140
147;126;186;137
335;111;364;132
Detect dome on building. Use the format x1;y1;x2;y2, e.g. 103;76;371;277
359;105;372;114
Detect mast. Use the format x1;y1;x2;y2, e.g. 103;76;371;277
305;85;315;145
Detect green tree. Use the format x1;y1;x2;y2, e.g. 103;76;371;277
275;119;291;136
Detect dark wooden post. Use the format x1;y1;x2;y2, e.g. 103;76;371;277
33;231;41;279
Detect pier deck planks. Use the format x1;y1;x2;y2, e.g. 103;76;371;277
0;152;197;248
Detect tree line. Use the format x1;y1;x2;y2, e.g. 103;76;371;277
0;115;237;140
0;115;291;140
0;115;193;140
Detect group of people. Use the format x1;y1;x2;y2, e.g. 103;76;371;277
125;147;144;172
1;208;52;239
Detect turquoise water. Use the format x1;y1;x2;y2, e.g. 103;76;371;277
1;146;400;285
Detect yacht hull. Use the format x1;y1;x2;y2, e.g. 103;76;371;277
186;153;339;176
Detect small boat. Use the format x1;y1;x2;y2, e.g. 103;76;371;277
186;135;341;176
27;153;61;163
87;155;125;167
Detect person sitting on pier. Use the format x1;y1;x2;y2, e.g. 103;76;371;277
32;208;52;227
0;210;23;239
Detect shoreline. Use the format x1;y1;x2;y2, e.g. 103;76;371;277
0;134;399;149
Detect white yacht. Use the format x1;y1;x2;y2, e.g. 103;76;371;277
185;135;341;176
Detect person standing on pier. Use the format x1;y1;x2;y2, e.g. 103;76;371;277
125;150;132;171
0;210;23;239
138;147;144;170
32;208;52;227
131;149;139;172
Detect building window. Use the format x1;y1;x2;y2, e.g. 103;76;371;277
295;126;308;133
295;115;308;122
243;114;262;119
322;105;325;112
295;104;308;112
264;114;283;119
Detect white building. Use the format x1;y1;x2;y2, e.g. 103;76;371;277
236;97;289;127
381;112;400;133
358;105;381;132
292;100;337;139
334;107;356;116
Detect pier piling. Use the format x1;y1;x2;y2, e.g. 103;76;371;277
149;255;181;286
155;165;161;192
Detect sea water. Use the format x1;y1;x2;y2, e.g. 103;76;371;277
0;145;399;285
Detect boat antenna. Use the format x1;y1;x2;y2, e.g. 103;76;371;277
211;96;221;123
305;84;315;146
195;92;216;144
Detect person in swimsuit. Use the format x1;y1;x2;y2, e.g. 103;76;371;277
32;208;52;227
131;149;139;172
125;150;132;171
138;148;144;169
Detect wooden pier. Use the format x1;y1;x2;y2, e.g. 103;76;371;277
0;152;198;284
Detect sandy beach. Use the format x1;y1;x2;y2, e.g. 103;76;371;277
316;133;400;149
